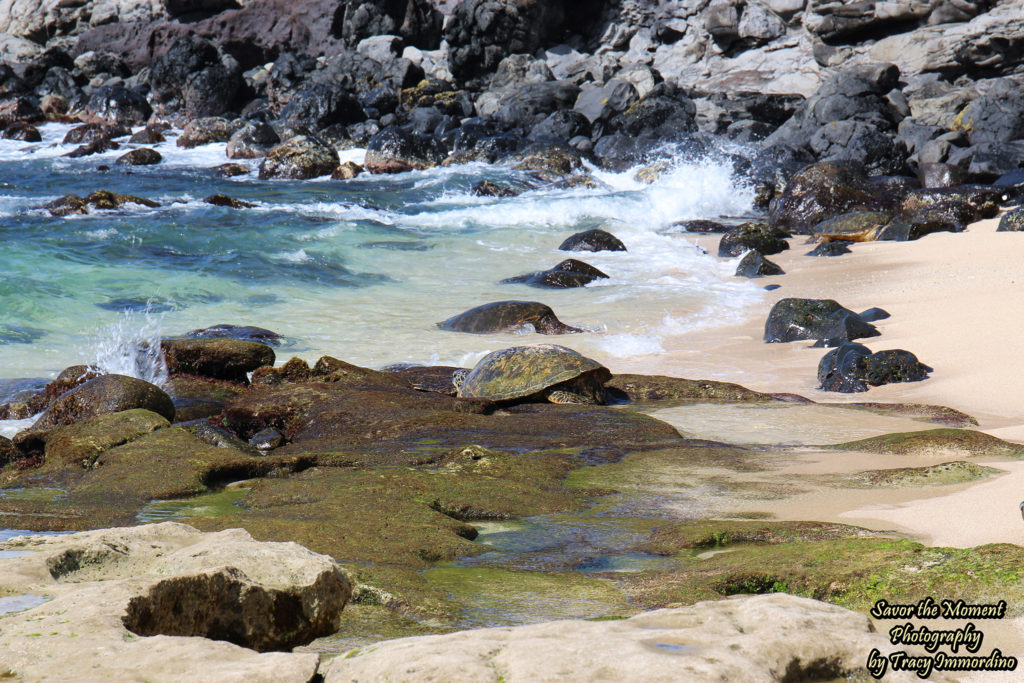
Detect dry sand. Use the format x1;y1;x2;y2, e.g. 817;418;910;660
665;216;1024;549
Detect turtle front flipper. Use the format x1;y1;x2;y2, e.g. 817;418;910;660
545;389;595;404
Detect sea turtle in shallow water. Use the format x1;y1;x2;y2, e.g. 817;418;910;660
454;344;611;405
438;301;583;335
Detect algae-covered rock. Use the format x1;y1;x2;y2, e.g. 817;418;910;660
768;161;895;235
0;523;347;678
842;461;1001;488
162;338;275;383
501;259;609;288
167;374;248;422
28;374;175;433
258;135;339;180
0;435;17;465
829;428;1024;457
326;593;922;683
997;206;1024;232
843;402;978;428
764;298;879;346
558;229;627;252
718;222;789;258
44;408;170;468
116;147;162;166
203;194;255;209
512;147;583;182
438;301;583;335
734;251;784;278
606;375;779;404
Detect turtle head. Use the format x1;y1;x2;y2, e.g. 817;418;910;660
452;368;470;395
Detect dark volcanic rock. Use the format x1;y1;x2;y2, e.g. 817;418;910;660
673;220;730;234
161;338;276;383
471;181;520;197
215;163;250;178
149;35;243;119
62;124;130;145
765;298;880;346
718;222;789;257
381;365;468;396
116;148;162;166
818;342;932;393
998;207;1024;232
177;117;240;149
768;161;895;235
203;194;255;209
364;125;444;174
82;84;152;126
278;82;365;131
226;122;280;159
512;146;583;182
734;251;784;278
128;126;167;145
559;229;626;253
438;301;583;335
183;324;282;346
338;0;442;49
502;259;609;288
65;138;121;158
1;122;41;141
807;240;852;257
258;135;339;180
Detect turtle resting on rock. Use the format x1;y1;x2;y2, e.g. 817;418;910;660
455;344;611;405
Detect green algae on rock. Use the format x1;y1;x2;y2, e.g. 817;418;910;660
606;374;781;404
44;408;170;469
838;461;1001;488
828;428;1024;457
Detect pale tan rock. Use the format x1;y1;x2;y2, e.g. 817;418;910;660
0;522;350;682
326;593;948;682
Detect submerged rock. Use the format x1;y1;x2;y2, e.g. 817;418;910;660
116;148;162;166
472;180;520;197
830;428;1024;457
817;342;931;393
0;523;348;678
438;301;583;335
558;229;626;252
204;194;255;209
214;162;250;178
182;324;282;346
502;259;609;288
764;299;880;346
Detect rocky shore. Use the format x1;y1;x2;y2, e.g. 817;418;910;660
4;0;1024;681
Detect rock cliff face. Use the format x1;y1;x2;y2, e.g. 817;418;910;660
0;523;351;682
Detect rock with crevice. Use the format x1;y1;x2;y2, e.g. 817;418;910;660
0;522;349;681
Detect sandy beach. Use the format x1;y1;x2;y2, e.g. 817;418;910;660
664;215;1024;551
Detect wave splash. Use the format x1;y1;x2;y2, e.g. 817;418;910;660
90;309;169;388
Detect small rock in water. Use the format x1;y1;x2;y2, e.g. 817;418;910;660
214;162;250;178
438;301;583;335
502;259;609;288
1;122;41;142
671;219;730;233
332;161;363;180
116;148;162;166
472;180;520;197
128;126;166;144
818;342;932;393
734;251;784;278
558;229;627;252
161;338;276;383
203;194;255;209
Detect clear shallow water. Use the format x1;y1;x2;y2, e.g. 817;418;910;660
0;122;761;383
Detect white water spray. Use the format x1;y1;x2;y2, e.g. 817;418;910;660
90;309;169;388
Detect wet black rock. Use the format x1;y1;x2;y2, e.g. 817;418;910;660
806;240;853;257
82;84;152;127
734;251;784;278
471;181;520;197
177;117;241;149
559;229;626;252
765;298;880;346
364;125;444;174
214;163;250;178
857;308;891;323
161;338;276;383
226;121;280;159
672;219;730;233
997;207;1024;232
502;259;609;288
249;427;284;451
768;160;896;235
438;301;583;335
203;194;255;209
182;324;282;346
1;121;41;141
818;342;932;393
65;138;121;158
718;222;789;257
116;148;162;166
128;126;167;145
63;123;130;145
149;35;243;119
258;135;339;180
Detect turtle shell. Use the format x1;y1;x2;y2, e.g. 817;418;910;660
458;344;610;401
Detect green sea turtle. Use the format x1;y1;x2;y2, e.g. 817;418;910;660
454;344;611;405
438;301;583;335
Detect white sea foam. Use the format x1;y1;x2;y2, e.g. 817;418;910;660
0;416;38;439
90;309;168;388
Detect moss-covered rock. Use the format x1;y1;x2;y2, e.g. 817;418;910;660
829;428;1024;457
764;298;879;345
842;402;978;428
26;374;175;436
44;409;170;469
162;338;275;383
840;461;1001;488
167;374;248;422
718;222;789;258
606;375;779;404
620;520;1024;615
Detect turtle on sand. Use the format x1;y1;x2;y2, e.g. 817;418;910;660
455;344;611;405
